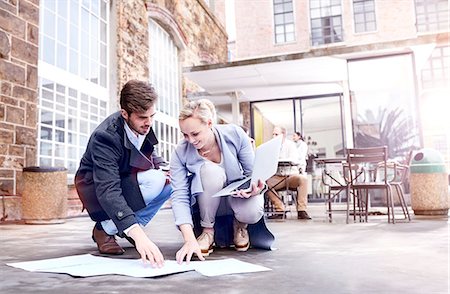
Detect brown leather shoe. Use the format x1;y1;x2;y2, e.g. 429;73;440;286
92;226;125;255
297;211;312;220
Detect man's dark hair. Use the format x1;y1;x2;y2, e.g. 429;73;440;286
120;80;158;114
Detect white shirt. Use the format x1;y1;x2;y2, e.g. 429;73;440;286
124;122;146;150
276;139;300;176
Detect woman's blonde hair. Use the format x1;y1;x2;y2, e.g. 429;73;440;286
179;99;216;123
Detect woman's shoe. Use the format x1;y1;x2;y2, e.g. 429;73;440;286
197;231;214;256
233;219;250;252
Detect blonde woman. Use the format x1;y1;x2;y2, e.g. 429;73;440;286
170;99;274;263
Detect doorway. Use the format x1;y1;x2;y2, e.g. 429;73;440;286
251;94;345;200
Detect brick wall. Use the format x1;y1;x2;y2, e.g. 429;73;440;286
0;0;39;221
232;0;420;60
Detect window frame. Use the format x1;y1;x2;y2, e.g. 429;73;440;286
273;0;296;44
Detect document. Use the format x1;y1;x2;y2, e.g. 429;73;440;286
7;254;271;278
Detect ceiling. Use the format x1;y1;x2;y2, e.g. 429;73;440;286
184;56;347;106
184;55;347;132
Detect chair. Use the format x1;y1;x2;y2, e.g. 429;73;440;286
316;158;348;222
380;161;411;221
264;161;300;219
346;146;409;224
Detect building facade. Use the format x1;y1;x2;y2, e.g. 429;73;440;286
0;0;227;221
184;0;449;199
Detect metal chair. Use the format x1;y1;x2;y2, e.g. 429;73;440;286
346;146;395;223
379;161;411;222
316;158;348;222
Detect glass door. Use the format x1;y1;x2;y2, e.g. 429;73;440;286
298;96;345;201
251;95;345;201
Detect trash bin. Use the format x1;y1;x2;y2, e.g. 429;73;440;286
410;149;449;215
22;166;68;224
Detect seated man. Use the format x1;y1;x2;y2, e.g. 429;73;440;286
266;126;311;220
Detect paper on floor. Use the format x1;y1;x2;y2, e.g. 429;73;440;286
7;254;271;278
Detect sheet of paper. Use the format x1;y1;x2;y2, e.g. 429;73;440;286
7;255;271;278
7;254;194;278
190;258;271;277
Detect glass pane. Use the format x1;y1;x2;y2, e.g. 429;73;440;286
41;110;53;125
100;21;107;43
92;0;99;15
55;130;65;143
100;43;107;65
70;0;79;24
70;24;78;49
366;22;376;31
68;117;77;129
55;113;65;128
274;4;284;13
44;0;56;12
43;9;56;38
286;32;295;42
101;0;107;20
40;126;52;140
55;95;65;106
285;12;294;23
57;17;67;43
285;24;295;33
40;142;52;156
91;14;99;40
80;120;88;133
69;49;78;74
275;14;284;25
43;36;55;64
39;157;52;166
275;25;285;34
56;43;67;69
42;89;53;101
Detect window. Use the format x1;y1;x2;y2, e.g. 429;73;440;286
274;0;295;44
353;0;376;33
38;0;110;179
421;46;449;89
310;0;343;46
149;19;181;162
415;0;449;32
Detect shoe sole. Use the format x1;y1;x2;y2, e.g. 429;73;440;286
234;242;250;252
201;245;214;256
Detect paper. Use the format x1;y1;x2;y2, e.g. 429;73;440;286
190;258;271;277
7;254;271;278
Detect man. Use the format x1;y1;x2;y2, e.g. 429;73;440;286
75;80;171;267
292;131;308;174
266;126;311;220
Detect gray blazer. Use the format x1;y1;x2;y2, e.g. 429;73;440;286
170;124;254;227
75;112;166;235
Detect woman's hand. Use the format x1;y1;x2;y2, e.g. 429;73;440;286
176;224;205;264
232;179;265;198
175;239;205;264
127;226;164;268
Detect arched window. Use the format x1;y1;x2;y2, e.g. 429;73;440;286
149;19;181;161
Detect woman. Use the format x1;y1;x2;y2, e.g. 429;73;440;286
170;99;274;263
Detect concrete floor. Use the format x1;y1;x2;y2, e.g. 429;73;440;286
1;204;449;294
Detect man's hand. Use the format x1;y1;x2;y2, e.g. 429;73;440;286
127;226;164;268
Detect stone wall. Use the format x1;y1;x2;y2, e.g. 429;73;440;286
147;0;227;67
0;0;227;221
115;0;150;93
0;0;39;221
